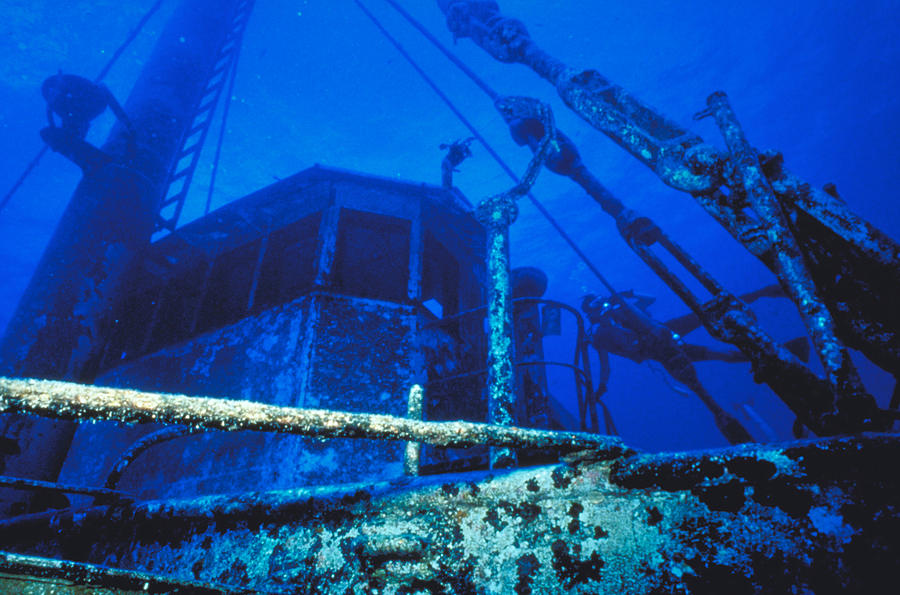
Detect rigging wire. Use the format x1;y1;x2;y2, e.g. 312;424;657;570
383;0;498;101
94;0;166;84
355;0;621;431
0;147;49;215
354;0;620;298
204;28;245;216
0;0;165;216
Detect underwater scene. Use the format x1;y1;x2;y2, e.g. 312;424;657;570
0;0;898;592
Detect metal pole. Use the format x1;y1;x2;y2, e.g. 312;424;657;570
477;192;518;468
474;97;556;468
404;384;424;476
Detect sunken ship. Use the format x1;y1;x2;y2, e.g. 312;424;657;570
1;1;899;592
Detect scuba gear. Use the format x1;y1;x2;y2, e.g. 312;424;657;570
582;289;755;444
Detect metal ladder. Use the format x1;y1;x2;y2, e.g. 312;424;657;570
156;0;256;232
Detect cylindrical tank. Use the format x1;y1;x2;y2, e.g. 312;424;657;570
511;266;550;428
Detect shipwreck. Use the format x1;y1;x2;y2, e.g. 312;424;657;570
0;1;898;592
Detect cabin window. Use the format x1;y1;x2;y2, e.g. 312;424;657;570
332;208;410;302
422;232;460;318
253;212;322;312
195;239;262;333
147;260;210;352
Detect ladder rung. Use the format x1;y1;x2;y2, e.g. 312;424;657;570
188;122;209;136
191;113;213;127
201;83;224;99
197;98;218;113
181;142;201;155
176;151;198;164
212;58;231;72
170;166;192;181
208;70;228;85
161;193;185;208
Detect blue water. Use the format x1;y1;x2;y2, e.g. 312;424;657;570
0;0;898;452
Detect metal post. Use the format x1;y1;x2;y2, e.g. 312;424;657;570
477;192;518;468
404;384;424;476
474;96;555;469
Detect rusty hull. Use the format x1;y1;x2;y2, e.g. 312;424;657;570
0;433;895;593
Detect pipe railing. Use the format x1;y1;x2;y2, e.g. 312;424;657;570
0;377;630;457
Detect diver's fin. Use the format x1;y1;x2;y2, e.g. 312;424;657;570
736;401;778;443
739;283;784;303
598;399;619;436
783;337;810;363
792;417;810;439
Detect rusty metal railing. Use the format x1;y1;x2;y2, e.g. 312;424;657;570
0;377;630;457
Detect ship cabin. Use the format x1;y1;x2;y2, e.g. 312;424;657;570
56;165;590;504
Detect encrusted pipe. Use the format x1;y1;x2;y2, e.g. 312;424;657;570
476;96;556;469
0;475;132;502
477;197;518;469
103;425;201;490
0;377;631;457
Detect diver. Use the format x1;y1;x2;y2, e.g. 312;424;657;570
581;287;807;445
439;137;475;188
39;72;136;172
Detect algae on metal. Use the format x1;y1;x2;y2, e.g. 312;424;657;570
475;95;556;468
0;377;629;456
436;0;900;435
1;434;896;593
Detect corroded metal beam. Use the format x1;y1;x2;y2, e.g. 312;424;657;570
493;98;859;436
702;91;875;428
0;377;630;457
0;475;131;502
436;0;900;399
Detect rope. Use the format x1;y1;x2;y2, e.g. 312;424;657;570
94;0;166;84
358;0;619;297
383;0;499;101
0;147;49;215
0;0;165;216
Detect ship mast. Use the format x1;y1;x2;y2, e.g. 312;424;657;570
0;0;248;517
